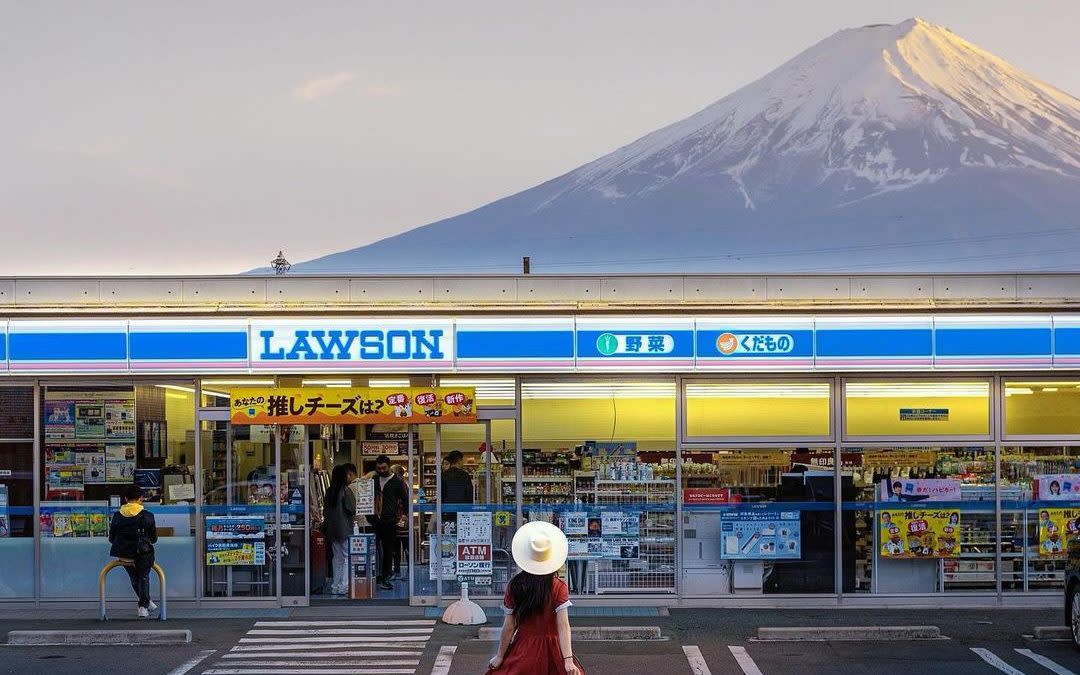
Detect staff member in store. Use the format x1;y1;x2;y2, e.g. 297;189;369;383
108;485;159;618
442;450;474;504
370;455;407;591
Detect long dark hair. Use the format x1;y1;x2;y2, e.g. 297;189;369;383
508;571;554;622
325;464;350;508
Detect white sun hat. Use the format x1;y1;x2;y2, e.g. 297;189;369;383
511;521;569;576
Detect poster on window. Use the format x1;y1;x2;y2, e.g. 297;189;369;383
44;401;76;439
75;450;107;484
0;485;9;538
720;509;801;560
352;478;375;517
562;512;588;535
879;510;961;558
104;400;136;440
205;516;266;540
601;511;626;536
429;535;458;580
455;512;492;577
74;403;105;438
1038;508;1080;557
206;541;266;566
879;478;962;502
1035;475;1080;501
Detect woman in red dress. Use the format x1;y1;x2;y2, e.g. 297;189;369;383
488;521;584;675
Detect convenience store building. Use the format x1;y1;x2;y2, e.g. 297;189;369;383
2;272;1080;609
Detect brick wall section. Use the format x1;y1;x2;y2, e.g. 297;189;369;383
0;387;34;439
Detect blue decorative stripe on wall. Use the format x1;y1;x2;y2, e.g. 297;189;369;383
817;329;932;358
130;331;248;360
1054;327;1080;355
935;327;1051;357
456;330;574;359
9;332;127;361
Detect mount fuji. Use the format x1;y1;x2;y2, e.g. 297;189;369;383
288;18;1080;274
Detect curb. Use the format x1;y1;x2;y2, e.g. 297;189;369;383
756;626;941;641
6;630;192;646
1032;626;1072;640
478;626;663;641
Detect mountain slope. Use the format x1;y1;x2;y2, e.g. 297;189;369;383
289;18;1080;274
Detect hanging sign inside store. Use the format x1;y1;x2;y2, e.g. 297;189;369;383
228;387;476;425
682;488;732;505
860;450;939;469
352;478;375;517
1035;474;1080;500
879;478;962;502
1038;509;1079;557
720;509;801;560
899;408;949;421
879;510;960;558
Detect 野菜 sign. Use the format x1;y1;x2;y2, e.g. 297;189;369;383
229;387;476;425
879;510;961;558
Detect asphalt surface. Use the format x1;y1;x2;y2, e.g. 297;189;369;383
1;608;1078;675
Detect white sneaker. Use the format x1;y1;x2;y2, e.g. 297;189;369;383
137;607;149;618
148;601;158;612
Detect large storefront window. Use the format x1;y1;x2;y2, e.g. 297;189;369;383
685;381;831;438
0;387;34;598
681;448;836;595
842;447;995;593
1005;381;1080;436
522;379;676;596
845;381;991;437
40;384;197;599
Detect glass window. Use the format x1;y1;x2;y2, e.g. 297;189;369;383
1001;446;1080;593
685;381;831;438
0;439;34;597
41;384;197;599
841;447;995;594
1005;382;1080;436
522;379;676;597
845;381;991;437
681;448;836;595
199;378;276;407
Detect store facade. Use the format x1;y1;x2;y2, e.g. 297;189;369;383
2;293;1080;607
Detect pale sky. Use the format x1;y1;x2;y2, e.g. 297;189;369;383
2;1;1078;275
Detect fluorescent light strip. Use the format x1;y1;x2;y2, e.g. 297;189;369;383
302;379;353;387
522;382;676;399
845;383;989;398
685;384;831;399
368;378;412;388
201;379;274;386
438;378;516;401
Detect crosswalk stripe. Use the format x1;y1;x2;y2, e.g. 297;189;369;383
239;637;429;644
165;649;216;675
224;652;422;659
207;662;420;668
431;646;457;675
1015;649;1077;675
203;670;416;675
247;628;433;636
728;646;763;675
230;643;425;652
683;646;712;675
971;648;1028;675
253;621;435;627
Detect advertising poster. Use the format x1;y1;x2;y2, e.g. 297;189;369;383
74;403;105;438
230;387;476;425
134;469;163;503
44;401;76;439
429;535;458;580
104;401;136;440
1036;475;1080;500
205;516;266;539
562;512;588;535
720;510;801;560
601;511;626;536
45;465;85;500
0;485;9;538
206;541;266;566
456;512;493;577
601;538;640;559
75;450;107;484
352;478;375;517
880;478;962;502
879;510;961;558
105;443;137;484
1038;508;1080;557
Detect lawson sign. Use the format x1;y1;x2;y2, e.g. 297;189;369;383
250;320;454;371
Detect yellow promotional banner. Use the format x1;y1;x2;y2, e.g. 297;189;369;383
879;509;961;559
1038;508;1080;558
230;387;476;425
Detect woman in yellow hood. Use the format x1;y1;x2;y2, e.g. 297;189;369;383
108;485;158;617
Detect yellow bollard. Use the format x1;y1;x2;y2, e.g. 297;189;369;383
99;559;167;621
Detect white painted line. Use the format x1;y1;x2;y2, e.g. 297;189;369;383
247;628;434;636
728;646;764;675
431;645;457;675
231;644;424;652
1015;649;1077;675
254;620;435;627
240;637;429;644
683;646;712;675
971;648;1028;675
223;656;421;660
203;670;416;675
209;662;419;668
165;649;216;675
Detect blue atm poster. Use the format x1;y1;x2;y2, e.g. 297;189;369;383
720;510;801;560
